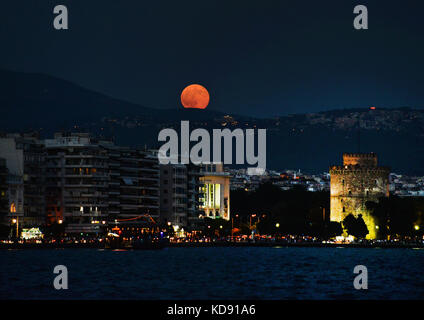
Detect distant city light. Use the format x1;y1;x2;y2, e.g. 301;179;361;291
275;223;280;228
58;219;63;224
414;225;420;231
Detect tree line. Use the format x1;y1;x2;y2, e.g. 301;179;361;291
225;183;424;240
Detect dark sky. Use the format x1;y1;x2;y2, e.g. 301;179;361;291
0;0;423;117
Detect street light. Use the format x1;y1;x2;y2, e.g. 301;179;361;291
414;225;420;231
11;217;19;239
275;223;280;228
58;219;63;224
250;214;257;229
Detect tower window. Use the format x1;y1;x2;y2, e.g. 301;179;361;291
342;206;345;212
348;190;352;195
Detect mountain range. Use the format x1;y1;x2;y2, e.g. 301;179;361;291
1;69;423;175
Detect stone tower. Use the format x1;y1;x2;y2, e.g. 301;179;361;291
330;153;390;239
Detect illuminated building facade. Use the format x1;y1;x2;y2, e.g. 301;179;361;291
0;132;160;234
0;133;45;228
159;163;202;230
44;133;160;234
330;153;390;239
116;147;160;221
0;158;8;222
44;133;110;234
199;163;230;220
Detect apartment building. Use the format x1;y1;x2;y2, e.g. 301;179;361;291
159;163;202;230
0;158;8;221
44;133;110;234
118;147;160;220
43;133;160;234
0;133;45;227
0;131;163;235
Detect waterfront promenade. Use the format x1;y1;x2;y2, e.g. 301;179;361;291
1;241;423;250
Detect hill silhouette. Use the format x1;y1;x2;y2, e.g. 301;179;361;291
1;69;423;175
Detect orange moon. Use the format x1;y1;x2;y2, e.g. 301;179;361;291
180;84;210;109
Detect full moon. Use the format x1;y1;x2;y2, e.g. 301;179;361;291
180;84;210;109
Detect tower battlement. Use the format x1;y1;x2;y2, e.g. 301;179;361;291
329;166;390;174
343;153;377;167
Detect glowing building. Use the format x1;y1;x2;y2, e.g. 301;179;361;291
199;163;230;220
330;153;390;239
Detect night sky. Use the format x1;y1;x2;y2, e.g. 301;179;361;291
0;0;423;117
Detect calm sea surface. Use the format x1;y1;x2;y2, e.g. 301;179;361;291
1;247;423;300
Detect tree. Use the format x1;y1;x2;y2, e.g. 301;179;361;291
231;183;330;237
0;224;10;239
42;222;65;239
366;196;424;239
343;214;369;239
202;217;231;238
326;221;343;239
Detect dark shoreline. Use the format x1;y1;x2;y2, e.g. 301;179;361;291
1;242;423;250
